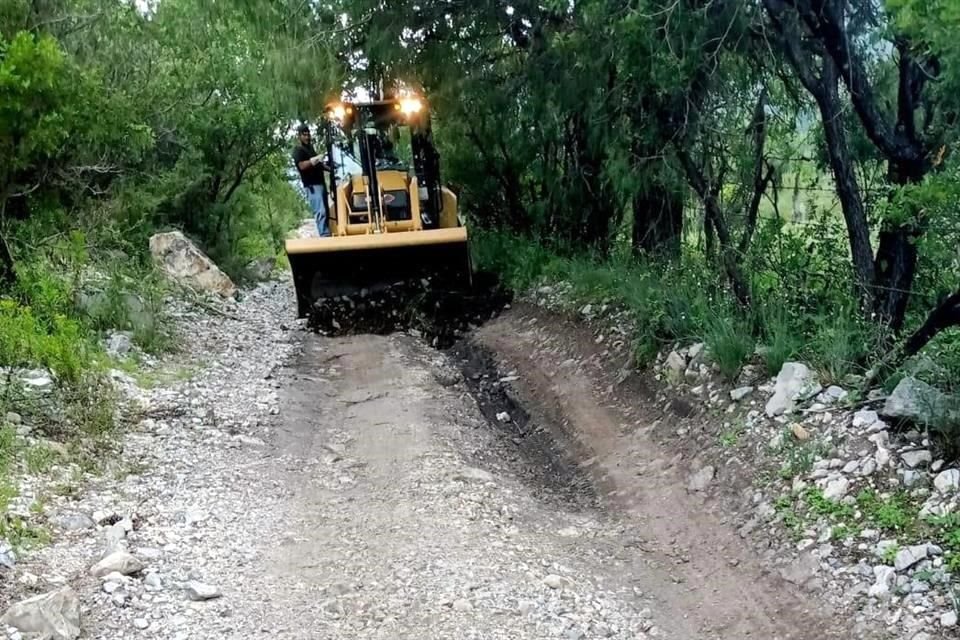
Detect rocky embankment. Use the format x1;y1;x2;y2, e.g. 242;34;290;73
526;280;960;640
1;236;300;639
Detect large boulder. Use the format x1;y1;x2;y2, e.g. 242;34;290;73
149;231;237;299
882;376;959;427
0;586;81;639
765;362;822;417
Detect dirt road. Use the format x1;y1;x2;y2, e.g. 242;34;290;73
263;332;658;638
252;315;874;639
3;282;890;640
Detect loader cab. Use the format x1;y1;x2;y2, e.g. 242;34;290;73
284;93;471;319
321;97;458;237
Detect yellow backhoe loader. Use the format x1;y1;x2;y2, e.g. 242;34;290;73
285;95;472;318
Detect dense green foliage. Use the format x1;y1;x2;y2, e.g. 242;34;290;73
0;0;321;452
1;0;960;453
331;0;960;399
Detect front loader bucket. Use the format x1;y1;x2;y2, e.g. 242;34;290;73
285;227;472;318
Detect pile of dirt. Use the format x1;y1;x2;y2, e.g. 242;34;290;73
306;271;512;348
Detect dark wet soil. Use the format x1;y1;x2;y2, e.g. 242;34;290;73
306;271;512;349
447;338;599;509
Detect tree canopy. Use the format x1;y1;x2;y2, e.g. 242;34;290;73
2;0;959;382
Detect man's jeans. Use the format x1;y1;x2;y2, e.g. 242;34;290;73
307;186;330;237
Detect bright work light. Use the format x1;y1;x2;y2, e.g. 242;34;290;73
399;97;423;115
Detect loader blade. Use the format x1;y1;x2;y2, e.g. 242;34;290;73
285;227;472;318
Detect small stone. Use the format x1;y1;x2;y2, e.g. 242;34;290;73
133;618;149;630
765;362;822;417
144;573;162;590
866;420;889;433
868;566;896;598
185;581;222;601
137;548;162;561
4;412;21;425
688;342;706;362
779;553;820;587
791;424;810;441
941;611;958;628
823;477;850;501
90;551;143;578
730;387;754;401
453;467;494;483
875;448;891;469
21;371;53;390
0;543;14;569
106;332;133;358
434;370;461;387
452;599;473;612
496;411;511;423
665;352;686;383
933;469;960;493
543;575;566;590
103;524;126;555
894;545;928;572
688;465;715;492
18;572;38;587
102;581;122;594
902;470;924;487
901;449;933;469
852;410;878;428
52;512;96;532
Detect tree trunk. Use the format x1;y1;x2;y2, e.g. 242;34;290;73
676;150;751;307
872;157;925;333
570;113;614;254
632;181;684;258
871;50;930;333
813;60;877;310
0;198;16;289
0;233;15;289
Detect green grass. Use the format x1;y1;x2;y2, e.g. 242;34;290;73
24;444;60;474
774;430;829;479
773;484;960;577
756;305;804;376
857;489;916;533
470;229;915;395
704;313;755;380
719;421;745;447
0;515;50;551
805;487;856;520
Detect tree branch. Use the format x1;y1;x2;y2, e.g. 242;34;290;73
791;0;922;165
676;147;751;307
899;289;960;362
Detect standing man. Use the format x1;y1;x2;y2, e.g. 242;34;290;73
292;123;332;237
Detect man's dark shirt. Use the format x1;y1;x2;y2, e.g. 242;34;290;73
293;143;326;189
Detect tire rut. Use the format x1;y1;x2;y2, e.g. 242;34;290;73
468;304;891;640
